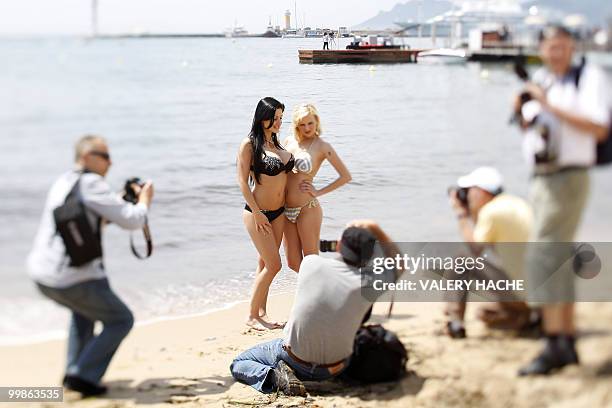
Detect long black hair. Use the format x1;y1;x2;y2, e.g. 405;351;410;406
249;97;285;184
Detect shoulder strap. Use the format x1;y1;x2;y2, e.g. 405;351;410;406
572;56;586;89
65;180;80;202
71;170;103;239
65;169;93;202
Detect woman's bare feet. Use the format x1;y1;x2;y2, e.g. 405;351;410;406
259;313;284;329
246;316;282;331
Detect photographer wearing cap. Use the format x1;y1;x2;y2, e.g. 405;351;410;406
448;167;535;338
26;135;154;396
513;26;610;376
230;220;402;396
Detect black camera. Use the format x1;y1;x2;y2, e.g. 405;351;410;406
320;240;338;252
510;57;535;127
448;186;469;208
122;177;145;204
120;177;153;260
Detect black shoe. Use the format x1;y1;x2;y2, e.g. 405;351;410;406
63;375;107;397
272;361;306;396
518;335;579;376
446;321;466;339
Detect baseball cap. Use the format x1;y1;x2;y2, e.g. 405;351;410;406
457;167;504;195
340;227;377;267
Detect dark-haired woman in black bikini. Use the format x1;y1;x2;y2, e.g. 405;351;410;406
237;97;294;331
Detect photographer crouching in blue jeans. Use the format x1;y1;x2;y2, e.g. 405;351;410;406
27;135;154;396
230;220;402;396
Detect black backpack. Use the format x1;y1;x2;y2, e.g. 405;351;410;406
53;176;102;267
571;59;612;166
596;119;612;166
344;324;408;383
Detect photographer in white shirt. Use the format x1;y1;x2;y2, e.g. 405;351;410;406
514;25;610;376
27;135;154;396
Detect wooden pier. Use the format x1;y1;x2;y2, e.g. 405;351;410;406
298;49;420;64
467;48;541;64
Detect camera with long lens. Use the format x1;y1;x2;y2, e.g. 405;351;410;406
447;186;470;209
320;240;338;252
122;177;145;204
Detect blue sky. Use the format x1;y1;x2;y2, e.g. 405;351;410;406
0;0;409;35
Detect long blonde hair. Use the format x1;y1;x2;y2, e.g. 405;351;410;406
292;103;322;142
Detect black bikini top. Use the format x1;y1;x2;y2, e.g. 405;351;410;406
251;153;295;176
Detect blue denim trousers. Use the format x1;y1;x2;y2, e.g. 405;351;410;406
230;338;349;393
36;278;134;385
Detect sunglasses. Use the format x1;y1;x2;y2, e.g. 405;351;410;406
89;151;111;161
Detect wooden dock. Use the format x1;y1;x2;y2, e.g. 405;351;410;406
467;48;541;64
298;49;420;64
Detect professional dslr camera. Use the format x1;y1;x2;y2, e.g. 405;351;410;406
511;58;558;165
122;177;145;204
447;186;469;209
121;177;153;259
320;240;338;252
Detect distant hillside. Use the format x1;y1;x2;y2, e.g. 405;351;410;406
353;0;453;30
354;0;612;30
522;0;612;27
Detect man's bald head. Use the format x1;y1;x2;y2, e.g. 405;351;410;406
75;135;112;176
75;135;107;162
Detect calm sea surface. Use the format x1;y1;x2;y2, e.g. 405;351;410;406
1;37;610;343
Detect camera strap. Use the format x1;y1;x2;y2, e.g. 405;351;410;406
130;218;153;259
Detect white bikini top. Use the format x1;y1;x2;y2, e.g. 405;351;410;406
293;139;316;174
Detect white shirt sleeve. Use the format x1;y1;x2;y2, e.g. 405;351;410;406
579;65;611;127
80;173;148;230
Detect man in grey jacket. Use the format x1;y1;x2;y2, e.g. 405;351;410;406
27;135;154;396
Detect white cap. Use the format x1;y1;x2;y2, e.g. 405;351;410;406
457;167;504;194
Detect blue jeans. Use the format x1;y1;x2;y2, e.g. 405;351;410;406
230;338;349;393
37;278;134;385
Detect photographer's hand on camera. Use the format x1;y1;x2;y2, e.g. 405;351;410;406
524;83;548;108
137;181;154;208
449;190;469;219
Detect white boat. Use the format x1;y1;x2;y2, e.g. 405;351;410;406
282;29;305;38
418;48;467;64
224;25;249;38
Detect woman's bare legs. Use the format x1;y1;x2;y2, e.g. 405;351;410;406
283;221;303;273
297;203;323;258
243;210;286;330
254;257;267;317
255;255;281;325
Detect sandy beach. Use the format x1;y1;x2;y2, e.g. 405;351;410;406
1;294;611;408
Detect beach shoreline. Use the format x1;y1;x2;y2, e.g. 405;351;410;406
2;293;612;407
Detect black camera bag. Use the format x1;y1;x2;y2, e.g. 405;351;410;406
53;177;102;267
344;324;408;383
596;116;612;166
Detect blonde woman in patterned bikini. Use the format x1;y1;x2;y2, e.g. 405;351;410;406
282;103;352;272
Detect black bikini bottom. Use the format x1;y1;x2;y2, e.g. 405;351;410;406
244;204;285;223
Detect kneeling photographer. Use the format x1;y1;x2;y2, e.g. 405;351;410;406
27;135;154;396
230;220;405;396
447;167;536;338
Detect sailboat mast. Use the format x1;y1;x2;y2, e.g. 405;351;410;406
91;0;98;37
